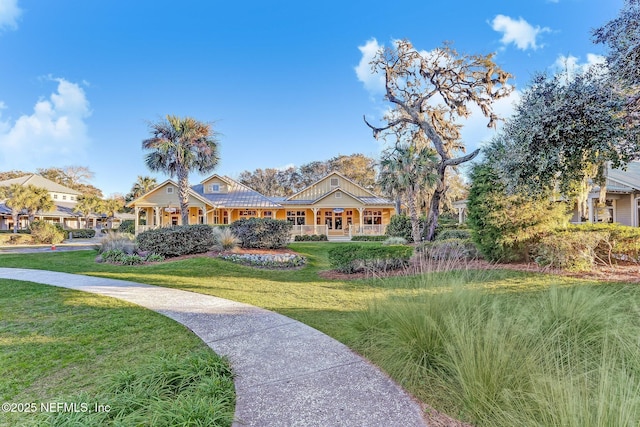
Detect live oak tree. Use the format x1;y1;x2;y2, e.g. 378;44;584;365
364;40;513;240
143;115;220;226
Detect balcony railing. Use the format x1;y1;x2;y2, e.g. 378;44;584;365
290;224;329;236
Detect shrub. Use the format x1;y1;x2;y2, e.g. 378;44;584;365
100;249;164;265
328;244;414;273
567;223;640;262
54;223;70;239
435;229;471;240
417;238;479;261
29;220;64;244
118;220;136;234
230;218;292;249
0;233;33;245
137;225;216;258
294;234;328;241
351;235;388;242
212;227;240;251
99;232;137;254
68;228;96;239
219;253;306;269
382;236;408;246
534;231;606;271
385;214;426;242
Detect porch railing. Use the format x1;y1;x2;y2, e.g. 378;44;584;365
290;224;329;236
349;224;387;237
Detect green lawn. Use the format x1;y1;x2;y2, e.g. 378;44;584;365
0;279;234;427
1;243;639;425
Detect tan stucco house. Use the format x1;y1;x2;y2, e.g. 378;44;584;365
127;172;396;239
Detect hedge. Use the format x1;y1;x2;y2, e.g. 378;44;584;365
137;225;216;257
67;229;96;239
328;244;414;273
417;238;479;260
350;235;387;242
230;218;292;249
118;220;136;234
294;234;328;241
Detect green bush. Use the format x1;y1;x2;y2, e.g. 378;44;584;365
28;220;65;244
351;235;388;242
118;220;136;234
417;238;480;260
328;244;414;273
68;228;96;239
137;225;216;258
385;214;426;242
435;229;471;240
294;234;328;241
382;237;408;246
568;223;640;261
230;218;292;249
534;231;606;271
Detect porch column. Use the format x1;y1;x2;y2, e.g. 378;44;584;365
226;209;233;225
134;207;140;234
589;197;595;223
358;207;364;234
257;209;262;218
458;207;464;224
312;208;319;234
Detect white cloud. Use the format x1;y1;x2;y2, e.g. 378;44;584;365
0;78;92;171
553;53;607;79
491;15;550;51
355;38;386;95
0;0;22;32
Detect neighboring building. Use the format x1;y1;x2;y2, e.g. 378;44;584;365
127;172;396;239
0;174;131;231
452;161;640;227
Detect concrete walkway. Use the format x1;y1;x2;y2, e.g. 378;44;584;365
0;268;428;427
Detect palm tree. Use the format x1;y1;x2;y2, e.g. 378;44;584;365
73;195;100;229
23;186;55;225
98;197;123;229
0;184;31;233
142;115;220;226
379;143;438;243
130;176;158;199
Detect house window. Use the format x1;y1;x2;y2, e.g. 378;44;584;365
167;187;174;194
209;184;220;193
595;200;615;223
364;209;382;225
53;194;58;200
212;210;220;224
263;211;273;218
335;191;342;198
239;210;257;218
62;195;67;200
70;196;75;201
330;178;339;187
287;210;306;225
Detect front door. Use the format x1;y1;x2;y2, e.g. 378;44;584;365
171;214;180;226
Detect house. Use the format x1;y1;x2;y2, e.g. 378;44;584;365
127;172;396;239
0;174;131;231
451;161;640;227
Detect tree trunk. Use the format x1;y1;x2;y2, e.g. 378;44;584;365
395;197;402;215
407;187;421;243
12;212;19;233
424;168;447;241
178;168;190;226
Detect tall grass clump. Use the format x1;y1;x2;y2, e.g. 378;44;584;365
42;350;235;426
348;264;640;425
213;227;240;251
97;232;136;254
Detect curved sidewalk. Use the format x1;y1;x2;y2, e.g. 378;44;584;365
0;268;428;427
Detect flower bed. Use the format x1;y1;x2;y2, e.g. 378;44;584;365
219;252;306;269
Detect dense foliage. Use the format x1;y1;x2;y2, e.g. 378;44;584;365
294;234;328;241
467;163;570;261
29;220;64;244
137;225;216;257
117;220;136;234
229;218;292;249
350;235;388;242
328;244;413;273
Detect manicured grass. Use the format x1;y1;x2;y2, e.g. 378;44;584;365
0;279;234;427
1;243;639;425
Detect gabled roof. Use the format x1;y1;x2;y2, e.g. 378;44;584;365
125;179;212;208
194;175;282;208
606;162;640;192
285;171;379;201
0;174;81;195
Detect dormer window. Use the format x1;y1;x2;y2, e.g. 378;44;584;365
330;178;339;187
210;184;220;193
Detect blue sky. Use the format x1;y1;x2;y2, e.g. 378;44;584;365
0;0;624;197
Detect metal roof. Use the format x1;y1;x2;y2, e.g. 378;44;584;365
0;174;82;195
192;177;282;208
